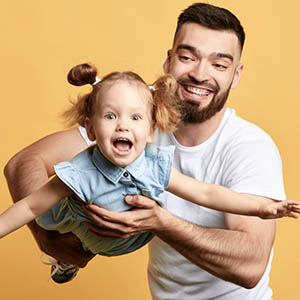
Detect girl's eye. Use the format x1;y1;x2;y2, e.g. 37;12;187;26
132;114;142;121
105;113;116;120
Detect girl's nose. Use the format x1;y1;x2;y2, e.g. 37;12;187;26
116;120;129;132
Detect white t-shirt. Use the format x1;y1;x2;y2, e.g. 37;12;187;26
148;108;285;300
78;108;285;299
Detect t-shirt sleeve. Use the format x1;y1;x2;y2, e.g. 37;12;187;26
78;126;96;147
221;136;286;200
54;161;86;201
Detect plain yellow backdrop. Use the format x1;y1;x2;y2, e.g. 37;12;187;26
0;0;299;299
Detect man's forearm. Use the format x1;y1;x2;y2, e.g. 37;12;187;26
4;152;50;233
5;153;50;201
3;129;95;267
4;129;88;203
152;209;274;289
82;194;274;287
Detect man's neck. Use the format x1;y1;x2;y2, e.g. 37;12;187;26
174;107;226;147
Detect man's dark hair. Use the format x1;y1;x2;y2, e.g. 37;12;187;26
175;3;245;52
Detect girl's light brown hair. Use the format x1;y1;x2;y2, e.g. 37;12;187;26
63;63;181;133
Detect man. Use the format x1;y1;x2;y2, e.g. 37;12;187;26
4;3;285;299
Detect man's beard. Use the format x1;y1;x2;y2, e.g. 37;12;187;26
178;79;231;124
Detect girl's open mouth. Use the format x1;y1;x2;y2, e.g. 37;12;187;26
113;138;133;155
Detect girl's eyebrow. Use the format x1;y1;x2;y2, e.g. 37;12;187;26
176;44;233;62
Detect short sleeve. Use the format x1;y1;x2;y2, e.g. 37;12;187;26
221;136;286;200
78;126;96;147
54;162;86;201
156;145;175;189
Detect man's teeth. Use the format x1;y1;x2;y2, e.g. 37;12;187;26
186;86;210;96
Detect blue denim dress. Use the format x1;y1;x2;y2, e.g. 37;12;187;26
36;144;174;256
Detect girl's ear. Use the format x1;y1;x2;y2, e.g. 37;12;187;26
85;117;96;141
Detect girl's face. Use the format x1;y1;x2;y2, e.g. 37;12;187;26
85;80;154;168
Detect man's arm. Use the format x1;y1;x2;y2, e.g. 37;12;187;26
4;128;95;267
83;194;275;288
152;208;275;289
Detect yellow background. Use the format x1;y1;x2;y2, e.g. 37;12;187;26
0;0;299;299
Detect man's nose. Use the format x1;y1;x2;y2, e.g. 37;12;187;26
188;60;211;83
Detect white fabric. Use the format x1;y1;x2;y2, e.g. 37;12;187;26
92;76;101;86
78;108;285;299
78;126;95;146
148;108;285;300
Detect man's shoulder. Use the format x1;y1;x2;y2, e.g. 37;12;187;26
219;109;281;167
224;108;274;144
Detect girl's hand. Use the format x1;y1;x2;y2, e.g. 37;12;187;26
259;200;300;219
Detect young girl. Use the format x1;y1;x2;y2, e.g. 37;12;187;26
1;63;299;284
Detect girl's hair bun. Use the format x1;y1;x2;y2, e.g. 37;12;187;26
67;63;98;86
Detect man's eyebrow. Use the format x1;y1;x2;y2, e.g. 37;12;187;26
212;52;233;62
176;44;234;62
176;44;198;55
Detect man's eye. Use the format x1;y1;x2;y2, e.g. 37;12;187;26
131;114;142;121
105;113;116;119
214;64;227;70
179;55;193;62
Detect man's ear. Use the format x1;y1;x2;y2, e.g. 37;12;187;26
163;50;172;74
84;117;96;141
231;63;244;89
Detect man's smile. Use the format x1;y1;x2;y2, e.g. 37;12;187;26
184;85;212;96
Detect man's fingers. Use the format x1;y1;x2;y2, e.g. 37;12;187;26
83;221;138;239
84;205;126;225
85;202;154;226
83;206;144;235
81;195;161;238
125;194;155;209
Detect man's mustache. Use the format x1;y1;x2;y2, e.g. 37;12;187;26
177;78;219;94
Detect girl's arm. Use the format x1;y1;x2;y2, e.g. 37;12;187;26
0;176;72;238
167;168;300;219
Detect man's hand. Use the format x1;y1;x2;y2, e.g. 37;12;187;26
83;193;276;289
83;195;164;239
30;221;95;267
